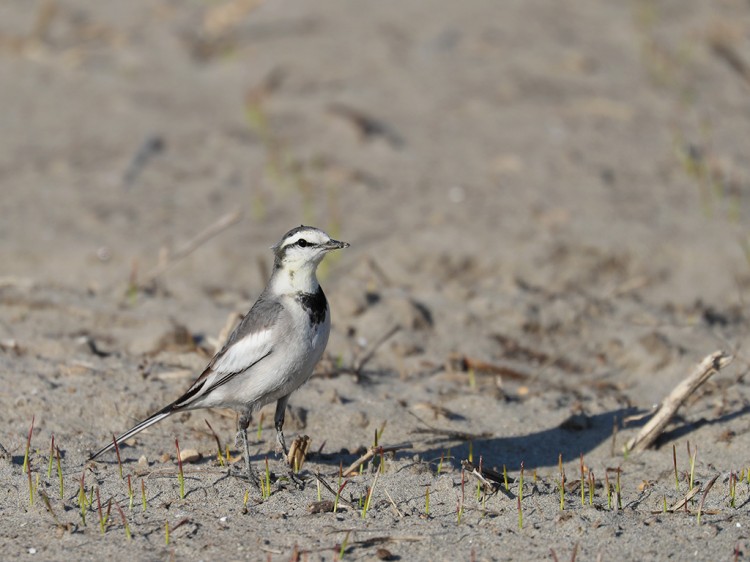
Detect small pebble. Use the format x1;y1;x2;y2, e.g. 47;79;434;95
138;455;148;468
376;548;394;561
308;500;335;514
179;448;201;463
28;548;36;555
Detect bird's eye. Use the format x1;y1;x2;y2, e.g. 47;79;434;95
297;239;308;247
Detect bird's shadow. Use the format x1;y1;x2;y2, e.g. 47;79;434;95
407;403;750;472
303;408;643;477
413;408;641;472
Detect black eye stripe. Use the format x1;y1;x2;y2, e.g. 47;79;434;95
297;239;308;247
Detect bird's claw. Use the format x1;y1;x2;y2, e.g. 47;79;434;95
287;470;306;490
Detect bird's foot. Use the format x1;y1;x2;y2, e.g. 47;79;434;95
286;470;306;490
274;428;288;459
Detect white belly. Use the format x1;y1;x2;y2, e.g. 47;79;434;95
198;306;330;411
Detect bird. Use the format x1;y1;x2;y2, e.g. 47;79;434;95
90;225;349;486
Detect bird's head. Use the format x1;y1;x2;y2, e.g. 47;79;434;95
272;226;349;276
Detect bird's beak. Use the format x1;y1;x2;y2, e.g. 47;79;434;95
324;239;350;251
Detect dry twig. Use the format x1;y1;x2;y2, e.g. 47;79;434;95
461;460;503;491
342;443;411;477
626;351;732;453
141;211;242;287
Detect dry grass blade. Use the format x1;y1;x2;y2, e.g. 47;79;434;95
668;484;702;512
141;211;242;287
626;351;732;452
461;460;503;492
697;473;720;523
313;473;356;509
384;489;404;517
317;325;400;380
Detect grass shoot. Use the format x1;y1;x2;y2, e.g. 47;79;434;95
425;486;430;516
558;454;565;511
26;453;34;506
361;471;379;519
115;502;132;540
339;531;350;560
334;463;345;513
47;434;54;478
605;470;611;510
262;457;271;500
580;454;585;506
22;415;34;475
78;473;87;526
457;469;465;524
55;446;63;500
96;487;107;534
476;457;483;501
141;478;147;512
517;496;523;530
204;419;225;467
39;490;60;526
257;412;265;441
24;416;35;505
175;438;185;500
689;445;697;492
113;435;124;479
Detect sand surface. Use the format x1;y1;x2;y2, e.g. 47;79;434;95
3;1;750;560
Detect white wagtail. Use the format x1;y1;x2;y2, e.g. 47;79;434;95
91;225;349;485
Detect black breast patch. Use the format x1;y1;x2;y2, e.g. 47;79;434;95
297;286;328;325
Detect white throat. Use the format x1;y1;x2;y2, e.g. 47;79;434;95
270;263;320;295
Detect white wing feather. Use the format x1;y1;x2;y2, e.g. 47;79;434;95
211;328;275;375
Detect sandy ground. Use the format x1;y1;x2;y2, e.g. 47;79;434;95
3;0;750;560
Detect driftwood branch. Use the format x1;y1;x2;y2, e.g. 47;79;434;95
626;351;732;453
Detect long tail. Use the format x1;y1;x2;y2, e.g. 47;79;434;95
89;406;174;460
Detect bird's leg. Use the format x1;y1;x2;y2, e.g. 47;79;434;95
236;411;260;488
275;396;305;489
274;396;290;457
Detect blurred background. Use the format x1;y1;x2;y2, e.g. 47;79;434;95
3;0;750;418
5;3;750;557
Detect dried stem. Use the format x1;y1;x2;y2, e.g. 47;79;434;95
626;351;732;452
